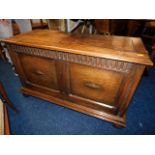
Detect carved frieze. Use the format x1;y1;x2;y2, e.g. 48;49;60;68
7;44;131;73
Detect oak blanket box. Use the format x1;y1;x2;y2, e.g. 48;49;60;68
2;30;153;127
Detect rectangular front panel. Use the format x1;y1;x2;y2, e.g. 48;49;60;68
69;63;124;106
19;54;59;91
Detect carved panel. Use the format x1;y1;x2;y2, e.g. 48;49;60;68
7;44;131;73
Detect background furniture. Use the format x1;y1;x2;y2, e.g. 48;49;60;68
94;19;129;35
0;99;10;135
70;19;95;34
142;20;155;41
95;19;110;35
47;19;66;32
141;20;155;52
0;44;7;61
0;81;18;112
151;44;155;64
30;19;48;30
3;30;152;127
0;81;18;135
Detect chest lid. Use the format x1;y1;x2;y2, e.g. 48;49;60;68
2;30;153;66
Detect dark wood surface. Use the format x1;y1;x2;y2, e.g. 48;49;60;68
2;30;153;127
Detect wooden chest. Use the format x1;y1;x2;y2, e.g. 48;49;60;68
3;30;153;127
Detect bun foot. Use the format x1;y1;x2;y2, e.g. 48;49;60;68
22;93;29;97
113;123;125;128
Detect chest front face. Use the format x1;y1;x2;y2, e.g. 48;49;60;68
7;43;145;128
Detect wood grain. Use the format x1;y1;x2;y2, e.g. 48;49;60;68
3;30;153;66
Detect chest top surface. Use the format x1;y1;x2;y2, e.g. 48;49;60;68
3;30;153;66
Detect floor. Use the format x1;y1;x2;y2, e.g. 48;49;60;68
0;60;155;135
